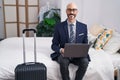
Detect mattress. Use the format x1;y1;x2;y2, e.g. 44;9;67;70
0;37;115;80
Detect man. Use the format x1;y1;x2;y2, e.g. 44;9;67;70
51;2;90;80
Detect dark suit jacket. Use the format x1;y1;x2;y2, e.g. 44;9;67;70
51;20;90;61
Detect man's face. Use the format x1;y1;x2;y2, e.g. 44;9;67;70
66;3;78;22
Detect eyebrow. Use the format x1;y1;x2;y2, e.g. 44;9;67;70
67;8;77;9
67;8;78;11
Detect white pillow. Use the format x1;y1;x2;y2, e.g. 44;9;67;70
93;29;113;50
89;24;104;36
103;30;120;54
88;31;96;43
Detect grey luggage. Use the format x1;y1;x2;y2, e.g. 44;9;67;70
15;29;47;80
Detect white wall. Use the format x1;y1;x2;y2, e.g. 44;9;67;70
99;0;120;32
82;0;120;32
82;0;101;27
61;0;120;32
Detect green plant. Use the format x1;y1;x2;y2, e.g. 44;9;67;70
36;9;61;37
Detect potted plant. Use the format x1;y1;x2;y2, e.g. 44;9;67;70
36;9;61;37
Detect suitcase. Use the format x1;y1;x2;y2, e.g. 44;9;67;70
15;29;47;80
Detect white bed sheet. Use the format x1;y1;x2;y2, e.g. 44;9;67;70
0;37;115;80
107;53;120;67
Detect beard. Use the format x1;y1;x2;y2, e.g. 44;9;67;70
67;14;76;20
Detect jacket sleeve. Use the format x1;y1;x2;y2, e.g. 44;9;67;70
51;25;61;53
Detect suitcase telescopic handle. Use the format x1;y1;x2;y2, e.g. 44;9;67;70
22;29;37;64
23;29;36;34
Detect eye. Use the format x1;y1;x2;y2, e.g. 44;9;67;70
67;8;77;12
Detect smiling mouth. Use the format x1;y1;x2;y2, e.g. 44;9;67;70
68;14;75;19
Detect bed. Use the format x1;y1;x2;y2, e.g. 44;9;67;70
0;25;120;80
0;37;117;80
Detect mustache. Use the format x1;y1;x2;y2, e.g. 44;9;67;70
68;14;75;16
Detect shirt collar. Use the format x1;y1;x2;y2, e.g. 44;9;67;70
67;20;76;26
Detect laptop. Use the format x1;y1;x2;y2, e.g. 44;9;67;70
64;43;90;57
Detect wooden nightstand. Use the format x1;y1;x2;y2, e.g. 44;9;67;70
114;69;118;80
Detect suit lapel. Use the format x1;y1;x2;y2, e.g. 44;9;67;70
63;21;69;42
76;21;81;42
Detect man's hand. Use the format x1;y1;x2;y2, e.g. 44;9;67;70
60;48;64;54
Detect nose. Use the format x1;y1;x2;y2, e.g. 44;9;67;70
70;11;74;14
